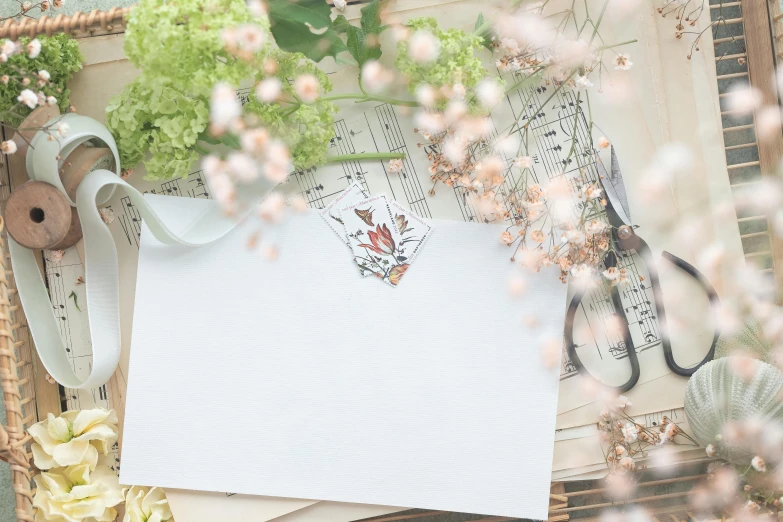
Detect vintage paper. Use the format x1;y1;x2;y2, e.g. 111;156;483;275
165;491;318;522
121;195;567;519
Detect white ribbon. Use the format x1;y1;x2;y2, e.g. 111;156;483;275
10;113;272;389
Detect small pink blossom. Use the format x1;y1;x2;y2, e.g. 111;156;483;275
48;250;65;263
514;156;533;169
258;192;286;223
294;74;320;103
621;422;638;443
727;86;762;113
415;84;437;107
262;244;279;261
17;89;38;109
362;61;393;93
263;140;292;183
1;140;17;154
575;75;593;90
290;195;307;212
26;39;41;58
407;30;440;64
226;152;258;183
598;136;610;149
1;40;15;56
98;208;115;224
508;275;526;297
210;83;241;132
388;158;403;173
255;78;282;103
240;127;270;155
751;455;767;472
539;337;560;369
613;53;633;71
247;0;266;16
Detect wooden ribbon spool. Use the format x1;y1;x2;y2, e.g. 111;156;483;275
5;107;116;251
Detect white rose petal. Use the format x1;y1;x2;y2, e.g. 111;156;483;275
123;486;174;522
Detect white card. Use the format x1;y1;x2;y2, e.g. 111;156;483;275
121;195;566;520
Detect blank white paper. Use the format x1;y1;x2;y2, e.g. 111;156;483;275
121;195;566;520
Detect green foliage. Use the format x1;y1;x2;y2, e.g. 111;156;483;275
395;17;488;100
107;0;267;180
245;50;337;170
0;34;83;126
267;0;347;62
106;78;210;181
474;13;494;51
334;0;386;67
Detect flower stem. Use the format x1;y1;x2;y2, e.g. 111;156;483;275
320;93;420;107
325;152;405;164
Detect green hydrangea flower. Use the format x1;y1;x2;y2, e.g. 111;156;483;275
395;17;489;107
107;0;269;180
245;50;337;171
0;34;83;126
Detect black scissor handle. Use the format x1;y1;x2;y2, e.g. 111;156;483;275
564;245;720;391
637;240;720;376
564;284;641;393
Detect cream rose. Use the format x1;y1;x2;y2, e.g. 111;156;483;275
28;409;118;470
33;464;123;522
123;486;174;522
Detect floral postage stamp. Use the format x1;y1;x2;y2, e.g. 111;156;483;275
340;195;410;286
389;200;433;267
319;183;370;245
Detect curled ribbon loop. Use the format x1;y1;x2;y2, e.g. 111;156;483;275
10;114;273;389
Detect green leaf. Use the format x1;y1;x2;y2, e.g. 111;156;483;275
68;291;81;312
360;0;384;38
333;14;351;34
333;0;386;67
474;12;493;50
267;0;347;62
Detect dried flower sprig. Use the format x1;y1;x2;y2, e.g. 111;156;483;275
1;0;65;23
598;399;698;478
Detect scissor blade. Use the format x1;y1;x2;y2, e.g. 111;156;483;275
597;147;633;227
608;147;632;222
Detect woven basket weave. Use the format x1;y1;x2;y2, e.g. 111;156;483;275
0;7;131;40
0;214;35;522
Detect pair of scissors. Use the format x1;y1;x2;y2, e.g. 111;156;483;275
563;147;721;392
